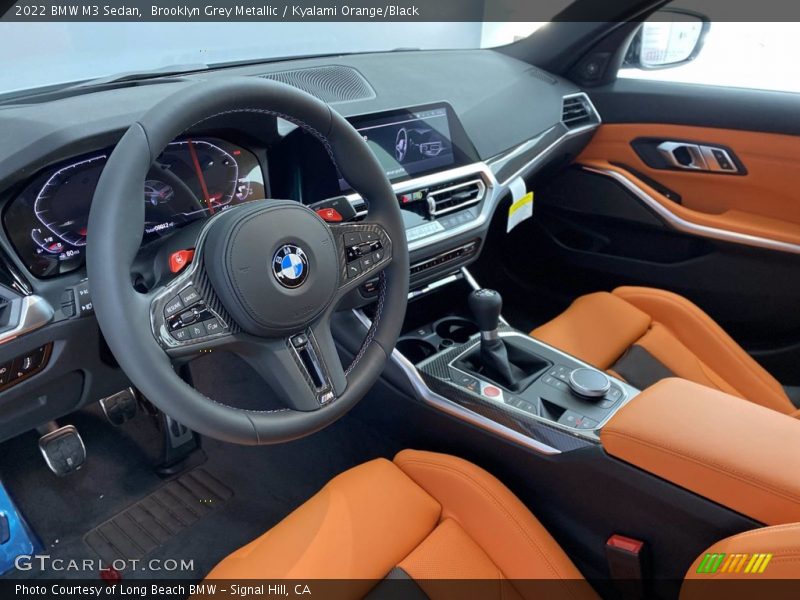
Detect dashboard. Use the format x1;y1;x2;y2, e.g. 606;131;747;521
0;47;600;443
3;138;264;277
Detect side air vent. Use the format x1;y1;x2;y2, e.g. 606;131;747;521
427;178;485;217
258;65;376;103
561;94;598;129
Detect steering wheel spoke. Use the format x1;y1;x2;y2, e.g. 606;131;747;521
233;317;346;411
329;221;393;295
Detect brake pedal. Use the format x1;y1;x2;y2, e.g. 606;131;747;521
39;425;86;476
99;388;138;426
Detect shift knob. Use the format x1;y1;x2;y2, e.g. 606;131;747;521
469;289;502;334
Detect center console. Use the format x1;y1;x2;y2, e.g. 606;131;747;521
356;271;639;455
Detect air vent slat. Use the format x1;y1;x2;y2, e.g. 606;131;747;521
258;65;375;103
428;178;485;217
561;94;598;129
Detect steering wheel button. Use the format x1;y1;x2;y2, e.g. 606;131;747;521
343;232;362;247
203;319;223;334
291;333;308;348
188;322;207;339
315;207;343;222
171;328;191;342
169;249;195;274
346;263;361;279
179;287;201;306
360;254;375;270
164;296;184;318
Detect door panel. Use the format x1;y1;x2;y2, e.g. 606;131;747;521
478;81;800;386
577;123;800;242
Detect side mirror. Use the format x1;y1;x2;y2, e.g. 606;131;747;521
624;9;709;70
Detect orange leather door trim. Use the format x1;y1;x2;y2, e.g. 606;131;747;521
577;124;800;247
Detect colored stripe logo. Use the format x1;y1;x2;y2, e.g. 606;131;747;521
696;553;773;574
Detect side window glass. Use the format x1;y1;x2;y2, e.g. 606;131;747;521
620;17;800;94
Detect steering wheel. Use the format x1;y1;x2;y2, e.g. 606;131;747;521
86;78;409;445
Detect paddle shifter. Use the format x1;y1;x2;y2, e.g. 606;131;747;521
467;289;528;388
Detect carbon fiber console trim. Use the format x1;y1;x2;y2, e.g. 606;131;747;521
417;330;597;454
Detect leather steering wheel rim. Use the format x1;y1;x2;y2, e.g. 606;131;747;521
86;78;409;445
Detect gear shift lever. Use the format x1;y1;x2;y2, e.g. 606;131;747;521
468;289;523;387
468;289;503;340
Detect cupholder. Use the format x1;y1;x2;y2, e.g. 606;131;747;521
396;338;438;364
435;317;479;344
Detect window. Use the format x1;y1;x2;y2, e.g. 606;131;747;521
620;22;800;94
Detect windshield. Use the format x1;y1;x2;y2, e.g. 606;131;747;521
0;22;546;96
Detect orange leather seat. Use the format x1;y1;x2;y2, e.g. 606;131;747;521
205;450;800;595
206;449;597;599
531;286;795;415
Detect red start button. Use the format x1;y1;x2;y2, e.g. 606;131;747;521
483;385;501;398
169;249;195;273
314;207;343;222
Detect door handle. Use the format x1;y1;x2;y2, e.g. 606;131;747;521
657;141;740;173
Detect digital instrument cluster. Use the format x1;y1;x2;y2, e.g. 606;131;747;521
4;138;265;277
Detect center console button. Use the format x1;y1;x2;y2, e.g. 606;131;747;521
567;368;611;399
482;385;501;398
558;410;585;428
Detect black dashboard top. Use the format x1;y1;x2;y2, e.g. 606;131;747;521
0;49;577;194
0;48;581;285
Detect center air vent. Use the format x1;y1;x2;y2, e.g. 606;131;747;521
258;65;376;103
427;178;485;217
561;94;598;129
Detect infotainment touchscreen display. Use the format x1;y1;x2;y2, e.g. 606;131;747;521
341;103;477;190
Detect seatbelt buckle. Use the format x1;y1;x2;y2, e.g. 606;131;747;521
606;534;648;598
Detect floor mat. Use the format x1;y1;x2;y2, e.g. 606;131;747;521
84;468;232;565
0;358;404;580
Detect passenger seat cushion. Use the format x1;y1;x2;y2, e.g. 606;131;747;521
205;457;441;581
530;292;651;369
633;323;743;399
614;287;793;414
399;519;524;600
531;286;793;414
394;450;588;582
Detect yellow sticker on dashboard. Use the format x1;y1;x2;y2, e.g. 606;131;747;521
507;192;534;233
